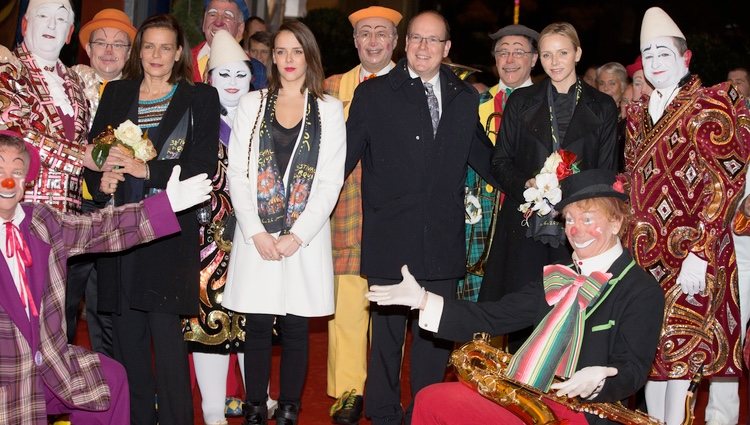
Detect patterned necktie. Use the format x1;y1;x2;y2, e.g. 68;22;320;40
424;82;440;136
365;73;377;81
5;221;37;317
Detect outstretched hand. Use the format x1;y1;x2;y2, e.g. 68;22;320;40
366;265;425;309
165;165;211;213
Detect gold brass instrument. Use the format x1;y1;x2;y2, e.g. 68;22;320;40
451;333;664;425
680;364;704;425
445;62;482;81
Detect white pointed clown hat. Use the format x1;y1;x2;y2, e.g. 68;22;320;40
27;0;73;13
640;7;685;45
208;29;250;71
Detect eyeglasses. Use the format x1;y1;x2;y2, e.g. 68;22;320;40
494;50;532;59
355;31;394;43
90;41;130;51
406;34;447;46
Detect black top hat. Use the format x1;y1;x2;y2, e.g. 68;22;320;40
555;169;628;211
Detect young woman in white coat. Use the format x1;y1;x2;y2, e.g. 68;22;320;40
222;20;346;425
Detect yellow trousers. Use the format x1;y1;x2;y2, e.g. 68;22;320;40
327;274;370;397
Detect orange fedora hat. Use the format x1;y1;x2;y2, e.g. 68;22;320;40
79;9;137;46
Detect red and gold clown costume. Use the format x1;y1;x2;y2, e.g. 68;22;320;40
625;75;750;379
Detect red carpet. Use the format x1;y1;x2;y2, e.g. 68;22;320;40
74;317;746;424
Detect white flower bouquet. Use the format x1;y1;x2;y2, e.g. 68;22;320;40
518;149;579;247
91;120;157;169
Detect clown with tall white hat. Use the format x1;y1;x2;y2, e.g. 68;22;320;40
625;7;750;425
0;0;103;213
181;28;268;425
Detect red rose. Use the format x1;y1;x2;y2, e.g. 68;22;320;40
556;162;574;180
558;149;577;167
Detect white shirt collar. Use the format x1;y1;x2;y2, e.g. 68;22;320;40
498;77;533;93
571;241;623;276
359;62;394;81
648;83;679;123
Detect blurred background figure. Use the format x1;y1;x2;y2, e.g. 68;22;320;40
85;14;219;424
596;62;627;112
626;55;653;102
247;30;272;72
581;64;597;87
243;15;268;42
728;66;750;104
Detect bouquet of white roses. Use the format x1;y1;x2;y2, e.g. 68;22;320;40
91;120;157;169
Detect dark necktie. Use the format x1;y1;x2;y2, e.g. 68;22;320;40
424;82;440;136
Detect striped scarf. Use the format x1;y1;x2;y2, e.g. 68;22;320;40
506;264;611;391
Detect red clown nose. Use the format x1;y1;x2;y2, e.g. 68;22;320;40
1;178;15;189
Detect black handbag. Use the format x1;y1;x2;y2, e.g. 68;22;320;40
525;211;566;248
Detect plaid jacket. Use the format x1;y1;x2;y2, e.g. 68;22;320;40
0;43;90;213
325;66;364;275
0;194;179;424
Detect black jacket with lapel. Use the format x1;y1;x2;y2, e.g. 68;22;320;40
84;79;220;315
346;58;496;281
479;79;619;302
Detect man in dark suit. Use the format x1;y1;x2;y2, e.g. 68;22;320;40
345;10;496;425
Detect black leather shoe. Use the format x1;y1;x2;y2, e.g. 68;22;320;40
243;401;268;425
275;402;300;425
331;392;363;425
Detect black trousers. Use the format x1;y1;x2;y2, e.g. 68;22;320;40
364;278;456;425
244;313;309;405
65;256;112;355
111;297;192;425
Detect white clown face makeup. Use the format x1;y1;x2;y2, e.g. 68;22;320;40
640;36;689;90
24;3;73;62
212;60;252;109
564;202;621;260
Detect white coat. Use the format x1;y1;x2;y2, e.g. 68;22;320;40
222;90;346;317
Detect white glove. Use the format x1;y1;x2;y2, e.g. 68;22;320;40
676;252;708;296
366;265;426;309
165;165;211;213
550;366;618;399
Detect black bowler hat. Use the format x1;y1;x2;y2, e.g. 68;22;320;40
489;24;539;42
555;169;628;211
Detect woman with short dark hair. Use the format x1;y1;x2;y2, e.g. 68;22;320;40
222;20;346;425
